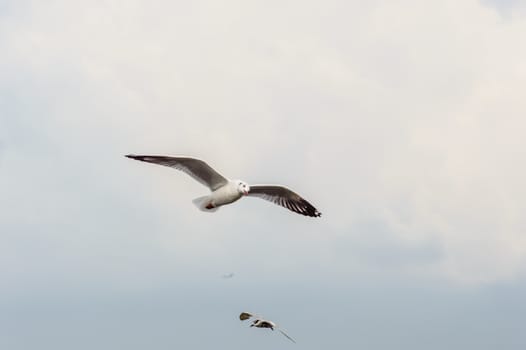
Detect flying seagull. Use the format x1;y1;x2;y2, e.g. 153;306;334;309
125;155;321;217
239;312;296;343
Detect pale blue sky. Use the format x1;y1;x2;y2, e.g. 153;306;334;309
1;1;526;349
483;0;524;13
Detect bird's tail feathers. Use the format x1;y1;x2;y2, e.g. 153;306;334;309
192;195;219;212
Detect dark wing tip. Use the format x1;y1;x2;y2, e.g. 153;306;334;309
296;198;322;218
125;154;149;162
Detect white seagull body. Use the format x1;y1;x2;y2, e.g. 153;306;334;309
125;155;321;217
239;312;296;343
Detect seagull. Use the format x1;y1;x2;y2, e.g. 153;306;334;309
125;155;321;217
221;273;235;279
239;312;296;343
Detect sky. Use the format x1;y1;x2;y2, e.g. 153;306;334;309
1;0;526;349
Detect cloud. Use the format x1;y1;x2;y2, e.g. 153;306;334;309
0;0;525;299
2;1;526;349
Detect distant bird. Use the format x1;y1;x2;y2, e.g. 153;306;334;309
221;273;235;279
125;155;321;217
239;312;296;343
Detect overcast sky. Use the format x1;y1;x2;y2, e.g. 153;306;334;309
1;0;526;349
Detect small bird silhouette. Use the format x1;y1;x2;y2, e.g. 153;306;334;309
239;312;296;343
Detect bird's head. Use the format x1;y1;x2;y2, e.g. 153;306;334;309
236;180;250;195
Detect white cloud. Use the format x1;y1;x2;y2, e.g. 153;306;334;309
1;0;526;291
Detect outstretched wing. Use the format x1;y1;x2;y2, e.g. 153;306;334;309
239;312;254;321
125;155;229;191
278;329;296;343
247;185;321;217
